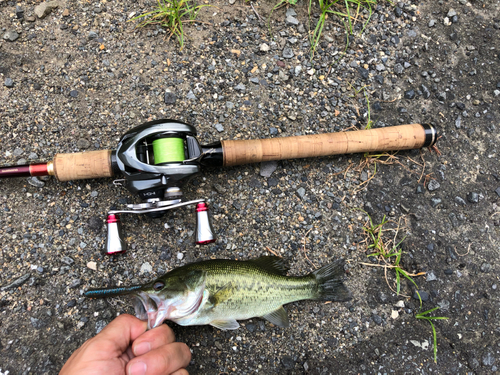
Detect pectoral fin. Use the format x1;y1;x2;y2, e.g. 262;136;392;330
208;282;235;308
262;306;289;328
210;319;240;330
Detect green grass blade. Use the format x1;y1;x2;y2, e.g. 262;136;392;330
430;320;437;362
416;307;440;316
396;269;401;295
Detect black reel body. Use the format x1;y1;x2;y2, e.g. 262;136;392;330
115;119;203;200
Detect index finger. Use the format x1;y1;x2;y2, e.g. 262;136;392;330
132;324;176;356
127;342;191;375
97;314;148;354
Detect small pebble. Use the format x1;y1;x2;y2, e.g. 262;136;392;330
4;78;14;87
283;47;294;59
3;31;19;42
259;43;270;52
285;15;299;26
27;177;45;188
467;192;479;203
77;138;90;149
426;272;437;282
372;314;383;325
260;161;278;177
296;187;306;199
480;263;492;273
140;262;153;274
164;90;177;104
413;290;430;302
427;180;440;191
95;320;107;334
430;197;442;207
234;83;246;92
404;89;415;99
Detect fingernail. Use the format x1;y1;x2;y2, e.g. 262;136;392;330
128;361;147;375
133;342;151;356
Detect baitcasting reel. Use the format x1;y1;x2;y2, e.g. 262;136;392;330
105;120;223;255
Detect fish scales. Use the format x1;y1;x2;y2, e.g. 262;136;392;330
180;260;317;322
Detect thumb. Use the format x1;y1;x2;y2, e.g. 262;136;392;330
97;314;148;354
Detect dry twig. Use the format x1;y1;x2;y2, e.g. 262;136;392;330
266;246;280;257
302;228;317;269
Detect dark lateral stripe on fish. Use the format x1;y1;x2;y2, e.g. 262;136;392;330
84;285;142;298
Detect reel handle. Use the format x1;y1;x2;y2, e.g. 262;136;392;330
221;123;436;167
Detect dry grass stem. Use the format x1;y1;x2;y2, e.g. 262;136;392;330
302;228;317;269
456;243;471;257
266;246;280;257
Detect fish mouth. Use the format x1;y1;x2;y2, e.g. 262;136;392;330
133;290;205;330
133;292;170;330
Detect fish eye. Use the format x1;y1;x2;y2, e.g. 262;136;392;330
153;281;164;291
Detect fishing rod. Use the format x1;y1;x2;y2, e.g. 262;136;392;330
0;119;437;255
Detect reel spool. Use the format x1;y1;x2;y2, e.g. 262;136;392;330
151;136;186;165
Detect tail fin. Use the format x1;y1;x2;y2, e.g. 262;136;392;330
312;259;352;302
84;285;142;298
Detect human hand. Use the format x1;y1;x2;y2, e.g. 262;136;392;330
60;314;191;375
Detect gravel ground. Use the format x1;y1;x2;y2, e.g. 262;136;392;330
0;0;499;374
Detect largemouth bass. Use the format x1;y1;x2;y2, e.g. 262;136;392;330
84;256;351;330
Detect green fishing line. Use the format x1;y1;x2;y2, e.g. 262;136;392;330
152;138;185;164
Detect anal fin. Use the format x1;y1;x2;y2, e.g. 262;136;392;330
210;319;240;330
262;306;289;328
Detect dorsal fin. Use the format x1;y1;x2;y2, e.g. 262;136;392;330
249;256;289;275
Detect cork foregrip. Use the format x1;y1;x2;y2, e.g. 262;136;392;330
222;123;427;167
53;150;113;181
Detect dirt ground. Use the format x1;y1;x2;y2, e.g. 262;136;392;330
0;0;499;374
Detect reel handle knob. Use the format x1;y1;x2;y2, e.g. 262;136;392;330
106;214;127;255
195;202;216;245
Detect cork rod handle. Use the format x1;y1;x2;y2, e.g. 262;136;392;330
222;123;436;167
53;150;114;181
